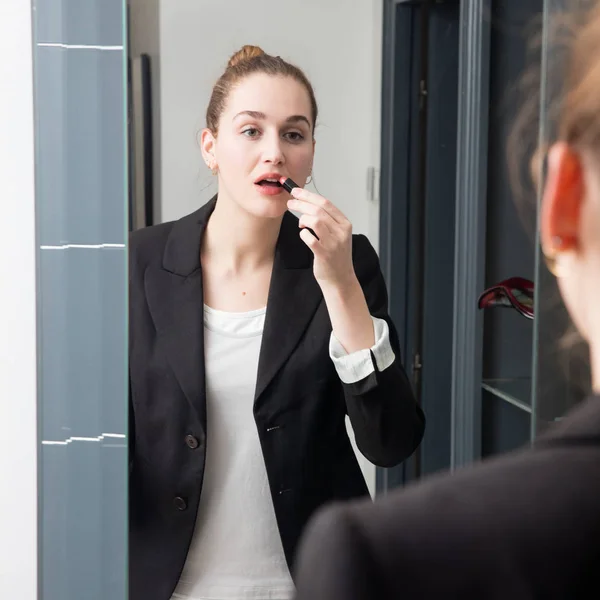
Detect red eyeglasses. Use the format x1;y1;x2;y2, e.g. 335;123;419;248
478;277;534;320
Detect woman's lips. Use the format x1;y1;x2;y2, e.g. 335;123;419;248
254;182;285;196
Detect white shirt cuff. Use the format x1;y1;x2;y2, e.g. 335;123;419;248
329;316;396;384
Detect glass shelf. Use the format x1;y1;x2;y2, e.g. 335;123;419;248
482;378;532;414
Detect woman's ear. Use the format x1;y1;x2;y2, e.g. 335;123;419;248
540;142;584;254
200;128;217;170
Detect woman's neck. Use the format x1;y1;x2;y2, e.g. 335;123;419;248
202;193;282;273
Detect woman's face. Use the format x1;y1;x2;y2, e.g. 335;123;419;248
541;144;600;350
202;73;315;220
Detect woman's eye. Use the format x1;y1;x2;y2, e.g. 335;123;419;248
285;132;305;142
242;128;260;138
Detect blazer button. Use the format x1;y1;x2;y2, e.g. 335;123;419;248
185;434;199;449
173;496;187;511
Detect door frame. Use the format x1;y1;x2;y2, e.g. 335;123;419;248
377;0;491;492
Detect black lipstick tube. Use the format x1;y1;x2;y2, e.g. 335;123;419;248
281;177;299;193
282;177;319;239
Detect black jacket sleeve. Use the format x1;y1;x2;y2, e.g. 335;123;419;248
342;234;425;467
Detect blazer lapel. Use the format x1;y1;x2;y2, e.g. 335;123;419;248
254;212;323;406
143;199;323;419
144;198;217;424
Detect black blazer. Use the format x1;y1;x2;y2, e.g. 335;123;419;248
128;197;425;600
294;393;600;600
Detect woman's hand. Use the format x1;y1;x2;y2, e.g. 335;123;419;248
287;187;356;291
288;187;376;353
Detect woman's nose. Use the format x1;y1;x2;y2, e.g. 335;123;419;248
261;134;285;164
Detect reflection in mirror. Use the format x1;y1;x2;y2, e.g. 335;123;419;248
126;1;425;599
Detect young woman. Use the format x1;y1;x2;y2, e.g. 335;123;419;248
294;3;600;599
128;45;425;600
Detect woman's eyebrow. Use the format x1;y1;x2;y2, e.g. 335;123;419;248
285;115;311;128
233;111;310;128
233;110;266;121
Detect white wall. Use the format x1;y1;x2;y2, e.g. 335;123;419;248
0;0;38;597
130;0;384;496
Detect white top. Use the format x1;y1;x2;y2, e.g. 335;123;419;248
171;305;395;600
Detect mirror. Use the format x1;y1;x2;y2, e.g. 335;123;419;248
126;3;427;600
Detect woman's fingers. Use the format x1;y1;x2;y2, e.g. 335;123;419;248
298;213;332;242
299;226;321;251
289;187;348;225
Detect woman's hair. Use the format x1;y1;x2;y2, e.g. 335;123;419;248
556;1;600;152
510;0;600;196
205;45;318;136
509;0;600;391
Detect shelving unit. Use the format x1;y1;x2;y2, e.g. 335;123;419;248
482;379;532;414
478;0;588;460
478;0;542;457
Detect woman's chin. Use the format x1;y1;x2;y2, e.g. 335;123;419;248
245;197;289;220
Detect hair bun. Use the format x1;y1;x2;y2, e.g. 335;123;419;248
228;45;266;68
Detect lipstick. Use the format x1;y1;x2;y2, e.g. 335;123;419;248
281;176;319;240
280;177;299;194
